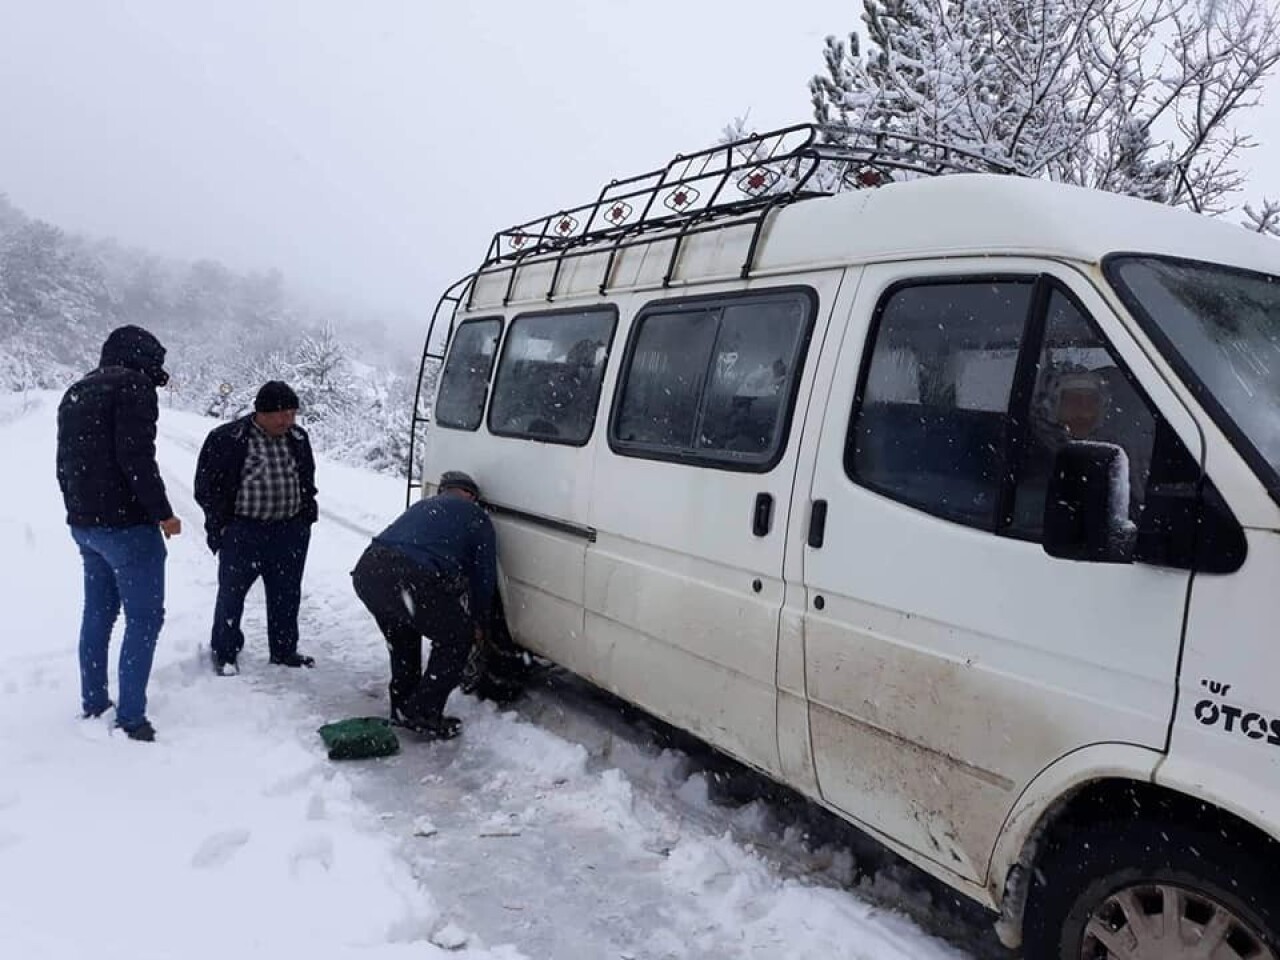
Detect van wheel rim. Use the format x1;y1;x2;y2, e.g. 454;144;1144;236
1083;883;1275;960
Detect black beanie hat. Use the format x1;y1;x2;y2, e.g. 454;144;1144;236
254;381;299;413
439;470;480;498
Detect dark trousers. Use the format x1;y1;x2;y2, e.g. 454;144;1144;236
211;516;310;663
351;543;473;720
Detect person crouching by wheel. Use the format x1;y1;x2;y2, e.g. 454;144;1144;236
351;471;496;740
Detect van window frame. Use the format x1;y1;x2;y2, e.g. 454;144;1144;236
607;285;819;473
486;304;619;448
845;272;1193;544
433;315;504;432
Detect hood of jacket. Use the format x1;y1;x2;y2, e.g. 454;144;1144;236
99;325;169;387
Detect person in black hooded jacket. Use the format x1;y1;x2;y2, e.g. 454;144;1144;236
56;325;182;742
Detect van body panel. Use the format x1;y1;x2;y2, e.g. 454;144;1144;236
429;399;600;671
776;264;867;799
490;516;586;665
799;258;1202;882
1162;529;1280;833
582;272;844;779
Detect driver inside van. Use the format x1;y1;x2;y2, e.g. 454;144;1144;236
1012;365;1111;533
1051;369;1107;440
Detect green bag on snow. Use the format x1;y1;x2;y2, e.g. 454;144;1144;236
318;717;400;760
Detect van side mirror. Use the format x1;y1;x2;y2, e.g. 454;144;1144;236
1043;442;1136;564
1134;478;1248;574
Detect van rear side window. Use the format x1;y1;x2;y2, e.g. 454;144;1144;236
611;291;814;470
488;307;617;445
435;318;502;431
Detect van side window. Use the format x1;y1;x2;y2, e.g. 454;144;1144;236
846;277;1200;547
487;308;616;445
1007;291;1158;539
435;318;502;431
614;309;718;450
612;292;813;470
847;281;1035;529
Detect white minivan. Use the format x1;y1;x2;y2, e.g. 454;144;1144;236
409;125;1280;958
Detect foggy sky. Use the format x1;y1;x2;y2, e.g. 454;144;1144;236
1;0;1278;333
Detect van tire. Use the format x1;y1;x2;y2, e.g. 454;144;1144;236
460;596;534;705
1022;816;1280;959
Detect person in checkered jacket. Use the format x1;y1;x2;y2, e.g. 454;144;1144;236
194;381;318;675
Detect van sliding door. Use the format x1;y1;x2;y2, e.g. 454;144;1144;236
584;274;845;779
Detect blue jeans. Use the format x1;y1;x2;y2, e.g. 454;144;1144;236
211;517;311;664
70;525;167;729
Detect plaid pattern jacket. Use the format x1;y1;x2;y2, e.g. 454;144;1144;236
234;424;302;520
194;415;317;552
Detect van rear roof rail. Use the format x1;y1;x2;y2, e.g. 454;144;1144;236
479;122;1025;273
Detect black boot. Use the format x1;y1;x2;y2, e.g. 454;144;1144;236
270;652;315;668
211;649;239;676
117;719;156;742
390;707;461;740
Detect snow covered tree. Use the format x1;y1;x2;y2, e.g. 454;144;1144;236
0;193;27;235
807;0;1280;215
1244;199;1280;237
291;325;358;425
0;191;426;475
0;219;115;377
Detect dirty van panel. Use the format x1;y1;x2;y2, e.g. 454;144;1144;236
800;261;1200;884
491;515;586;664
431;304;618;684
1163;529;1280;812
586;276;843;782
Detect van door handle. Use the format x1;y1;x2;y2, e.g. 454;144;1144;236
808;499;828;548
752;492;774;537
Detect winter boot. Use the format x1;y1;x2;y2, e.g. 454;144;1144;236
390;707;461;740
117;719;156;742
270;652;315;668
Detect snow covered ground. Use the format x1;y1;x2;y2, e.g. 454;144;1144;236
0;392;1005;960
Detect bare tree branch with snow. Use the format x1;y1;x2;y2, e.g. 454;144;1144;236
1243;199;1280;236
805;0;1280;217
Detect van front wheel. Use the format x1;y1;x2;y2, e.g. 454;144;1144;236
1023;819;1280;959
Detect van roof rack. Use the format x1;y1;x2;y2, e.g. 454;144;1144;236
478;122;1021;277
411;125;1022;502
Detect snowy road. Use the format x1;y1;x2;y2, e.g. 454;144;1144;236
0;394;1008;959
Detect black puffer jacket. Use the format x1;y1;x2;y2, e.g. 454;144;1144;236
56;326;174;527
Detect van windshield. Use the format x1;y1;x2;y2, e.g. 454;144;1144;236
1107;255;1280;500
